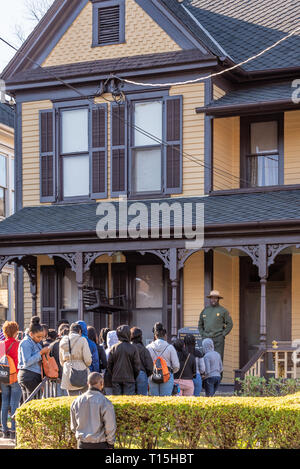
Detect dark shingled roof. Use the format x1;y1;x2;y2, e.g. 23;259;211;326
198;81;298;114
0;190;300;238
0;103;14;128
5;49;214;86
162;0;300;72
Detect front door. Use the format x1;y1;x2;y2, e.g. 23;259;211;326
240;254;291;367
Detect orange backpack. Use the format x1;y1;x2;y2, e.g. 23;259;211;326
152;345;170;384
42;351;59;379
0;342;18;385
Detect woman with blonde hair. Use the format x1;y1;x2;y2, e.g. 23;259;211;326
0;321;22;440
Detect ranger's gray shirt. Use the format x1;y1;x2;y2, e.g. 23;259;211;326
70;389;116;445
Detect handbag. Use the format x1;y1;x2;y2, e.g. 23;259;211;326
68;338;88;388
42;351;59;379
172;353;191;396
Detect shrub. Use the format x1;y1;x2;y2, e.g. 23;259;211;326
237;376;300;397
15;393;300;450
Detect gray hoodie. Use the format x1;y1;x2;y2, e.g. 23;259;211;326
202;338;223;379
105;331;118;358
147;339;180;374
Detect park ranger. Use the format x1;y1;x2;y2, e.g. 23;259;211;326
198;290;233;362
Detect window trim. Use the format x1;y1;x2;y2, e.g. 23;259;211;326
240;113;284;188
92;0;126;48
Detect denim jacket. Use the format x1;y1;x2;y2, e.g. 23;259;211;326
18;335;42;375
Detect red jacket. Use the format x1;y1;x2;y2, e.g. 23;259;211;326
4;338;19;373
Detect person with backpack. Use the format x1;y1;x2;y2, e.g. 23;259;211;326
18;317;49;402
130;327;153;395
87;326;107;373
184;334;205;397
59;323;92;396
0;321;22;440
147;323;180;397
107;325;141;396
202;338;223;397
173;339;196;396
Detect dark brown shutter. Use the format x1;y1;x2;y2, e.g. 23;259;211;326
164;96;182;194
40;110;55;202
98;5;120;45
91;104;107;199
111;102;127;196
41;266;57;329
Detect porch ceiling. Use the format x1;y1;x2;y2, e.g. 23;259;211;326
1;190;300;240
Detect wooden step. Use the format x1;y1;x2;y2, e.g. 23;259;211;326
0;438;16;450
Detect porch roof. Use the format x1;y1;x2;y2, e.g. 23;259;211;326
0;189;300;239
196;81;300;116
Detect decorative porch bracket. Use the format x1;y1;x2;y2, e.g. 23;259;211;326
13;256;38;317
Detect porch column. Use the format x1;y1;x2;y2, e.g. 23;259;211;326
258;244;268;349
169;248;179;338
75;252;84;322
20;256;37;318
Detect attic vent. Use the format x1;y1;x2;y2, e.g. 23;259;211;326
98;5;121;45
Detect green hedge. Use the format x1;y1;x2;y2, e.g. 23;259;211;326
15;393;300;449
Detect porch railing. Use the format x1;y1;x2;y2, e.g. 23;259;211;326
12;378;61;419
234;344;300;393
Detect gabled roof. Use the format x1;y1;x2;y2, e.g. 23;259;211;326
0;103;14;129
0;190;300;238
162;0;300;72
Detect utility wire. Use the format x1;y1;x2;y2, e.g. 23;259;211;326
0;35;293;194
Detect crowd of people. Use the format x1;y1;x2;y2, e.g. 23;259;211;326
0;316;223;442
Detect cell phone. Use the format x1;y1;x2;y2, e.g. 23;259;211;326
17;332;24;341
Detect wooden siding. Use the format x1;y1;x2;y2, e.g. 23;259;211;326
213;117;240;191
183;251;205;327
22;100;53;207
170;83;205;197
213;84;226;101
42;0;181;67
284;110;300;185
213;251;239;384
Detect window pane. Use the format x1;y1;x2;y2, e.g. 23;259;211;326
251;121;278;154
63;269;78;309
248;155;278;186
11;191;15;215
63;155;89;197
134;101;162;146
136;265;163;308
0;188;5;217
0;155;7;188
133;148;161;193
0;273;8;326
62;108;88;154
11;160;15;191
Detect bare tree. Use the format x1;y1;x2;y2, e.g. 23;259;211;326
14;0;55;45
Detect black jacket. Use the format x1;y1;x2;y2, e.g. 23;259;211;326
107;326;141;383
49;338;63;379
97;344;107;372
174;351;196;380
134;342;153;377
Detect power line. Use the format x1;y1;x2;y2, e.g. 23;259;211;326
112;25;300;88
0;35;292;196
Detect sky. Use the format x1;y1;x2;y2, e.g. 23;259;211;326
0;0;38;73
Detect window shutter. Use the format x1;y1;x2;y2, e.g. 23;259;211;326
40;110;55;203
98;5;120;45
41;266;57;330
111;102;127;196
91;104;107;199
164;96;182;194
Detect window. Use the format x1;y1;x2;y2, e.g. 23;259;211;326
241;115;283;188
0;155;7;217
132;101;163;194
92;0;125;47
61;108;89;199
63;269;78;310
136;265;163;308
0;273;9;325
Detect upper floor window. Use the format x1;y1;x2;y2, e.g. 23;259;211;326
0;154;14;217
241;114;283;188
92;0;125;47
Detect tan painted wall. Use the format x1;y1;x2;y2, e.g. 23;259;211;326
213;251;239;384
284;110;300;185
183;251;204;328
22;100;53;207
213;116;240;191
42;0;181;67
213;84;226;101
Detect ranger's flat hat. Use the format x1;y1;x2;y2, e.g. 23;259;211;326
207;290;223;299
